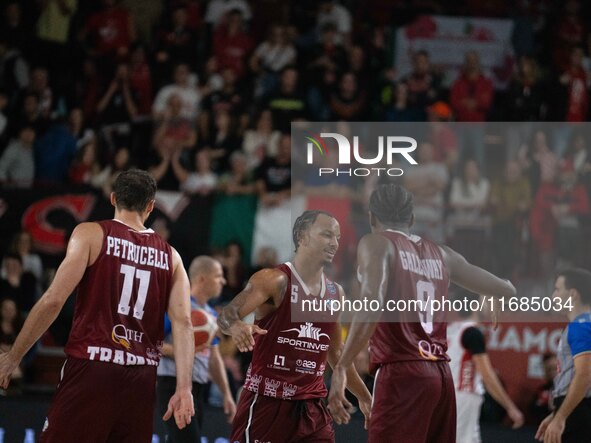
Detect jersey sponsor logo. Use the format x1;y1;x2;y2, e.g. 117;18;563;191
111;324;144;350
282;382;298;399
418;340;446;361
86;345;158;366
295;358;317;375
263;377;281;397
398;250;444;280
281;322;330;341
267;354;290;372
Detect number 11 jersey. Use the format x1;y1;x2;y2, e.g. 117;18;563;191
65;219;173;366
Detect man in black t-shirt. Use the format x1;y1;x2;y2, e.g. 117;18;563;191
255;133;291;208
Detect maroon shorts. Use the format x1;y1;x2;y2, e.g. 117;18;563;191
231;389;335;443
39;357;157;443
369;360;456;443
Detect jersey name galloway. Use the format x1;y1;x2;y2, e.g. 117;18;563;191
399;251;443;280
106;235;170;270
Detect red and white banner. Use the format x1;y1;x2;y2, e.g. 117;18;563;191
395;15;515;89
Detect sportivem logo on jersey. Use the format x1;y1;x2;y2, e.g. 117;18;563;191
277;322;330;352
305;132;418;177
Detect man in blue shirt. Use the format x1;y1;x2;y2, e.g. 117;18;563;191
157;256;236;442
536;268;591;443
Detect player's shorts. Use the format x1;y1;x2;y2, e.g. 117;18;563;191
369;360;456;443
554;396;591;443
230;389;335;443
455;391;483;443
39;357;157;443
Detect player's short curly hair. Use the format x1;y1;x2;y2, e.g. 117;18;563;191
113;169;157;213
292;210;335;252
369;184;414;226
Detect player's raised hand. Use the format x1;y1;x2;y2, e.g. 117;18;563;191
0;351;19;389
229;321;267;352
327;366;352;425
163;388;195;429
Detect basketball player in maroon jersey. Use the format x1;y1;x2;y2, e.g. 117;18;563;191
218;210;372;443
0;169;195;442
328;184;516;443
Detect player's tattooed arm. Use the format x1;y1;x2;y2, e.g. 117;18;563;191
440;245;517;298
217;268;286;351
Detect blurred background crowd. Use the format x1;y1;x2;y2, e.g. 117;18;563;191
0;0;590;431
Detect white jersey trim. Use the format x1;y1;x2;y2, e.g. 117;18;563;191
112;218;155;234
245;392;259;443
285;262;326;298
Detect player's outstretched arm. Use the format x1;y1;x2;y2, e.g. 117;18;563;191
329;234;391;426
440;245;516;298
217;268;285;352
0;223;99;389
473;354;524;428
163;248;195;430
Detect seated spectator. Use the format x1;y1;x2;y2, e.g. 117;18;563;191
307;66;337;121
152;62;200;121
530;352;557;425
316;0;352;47
4;2;29;55
449;159;491;229
0;34;29;107
153;93;197;154
307;23;347;81
155;5;198;68
67;107;95;150
427;101;458;170
69;139;102;185
551;0;585;72
147;143;180;191
11;93;47;139
250;24;296;98
255;133;291;208
203;109;242;173
204;0;252;29
242;109;280;171
506;56;545;121
562;132;590;177
128;45;153;116
518;129;559;196
212;9;254;79
0;298;24;393
263;67;307;133
34;121;77;184
0;253;37;313
218;151;255;196
22;67;53;120
383;82;424;122
172;149;218;196
0;125;35;188
96;63;139;125
8;230;43;283
555;46;589;122
403;141;449;242
330;71;367;120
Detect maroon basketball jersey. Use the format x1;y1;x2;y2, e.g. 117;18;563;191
242;262;338;400
65;219;173;366
369;230;450;365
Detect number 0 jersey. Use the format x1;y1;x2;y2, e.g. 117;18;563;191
369;230;450;366
65;219;173;366
243;262;339;400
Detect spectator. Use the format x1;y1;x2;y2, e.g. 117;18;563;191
155;5;198;67
448;159;490;230
402;50;442;118
0;125;35;188
8;230;43;283
426;101;459;170
3;2;29;55
69;139;102;185
316;0;352;47
11;93;47;138
530;162;590;274
489;160;531;278
0;35;29;106
250;246;278;274
329;71;367;120
217;241;247;301
153;63;200;120
0;254;37;313
67;107;95;150
172;150;218;196
531;352;558;425
203;109;242;174
551;0;585;72
34;122;77;184
250;25;296;98
128;45;153;116
557;47;589;122
213;9;254;80
96;63;139;125
307;66;338;121
450;52;494;121
80;0;135;61
218;151;256;196
403;141;449;242
563;132;591;179
0;298;24;394
204;0;252;28
153;93;197;154
264;67;307;132
242;109;280;171
255;133;291;208
307;23;347;81
23;67;53;120
506;56;545;121
73;58;102;122
92;146;131;196
384;82;424;122
518;129;559;196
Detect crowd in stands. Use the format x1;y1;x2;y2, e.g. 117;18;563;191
1;0;591;423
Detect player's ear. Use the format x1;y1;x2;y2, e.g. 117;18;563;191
146;199;155;214
369;211;376;229
410;213;415;228
110;192;117;207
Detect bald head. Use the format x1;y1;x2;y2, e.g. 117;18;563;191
189;255;226;301
189;256;221;279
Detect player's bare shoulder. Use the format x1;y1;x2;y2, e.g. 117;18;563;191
358;232;394;259
250;267;288;304
69;222;104;265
